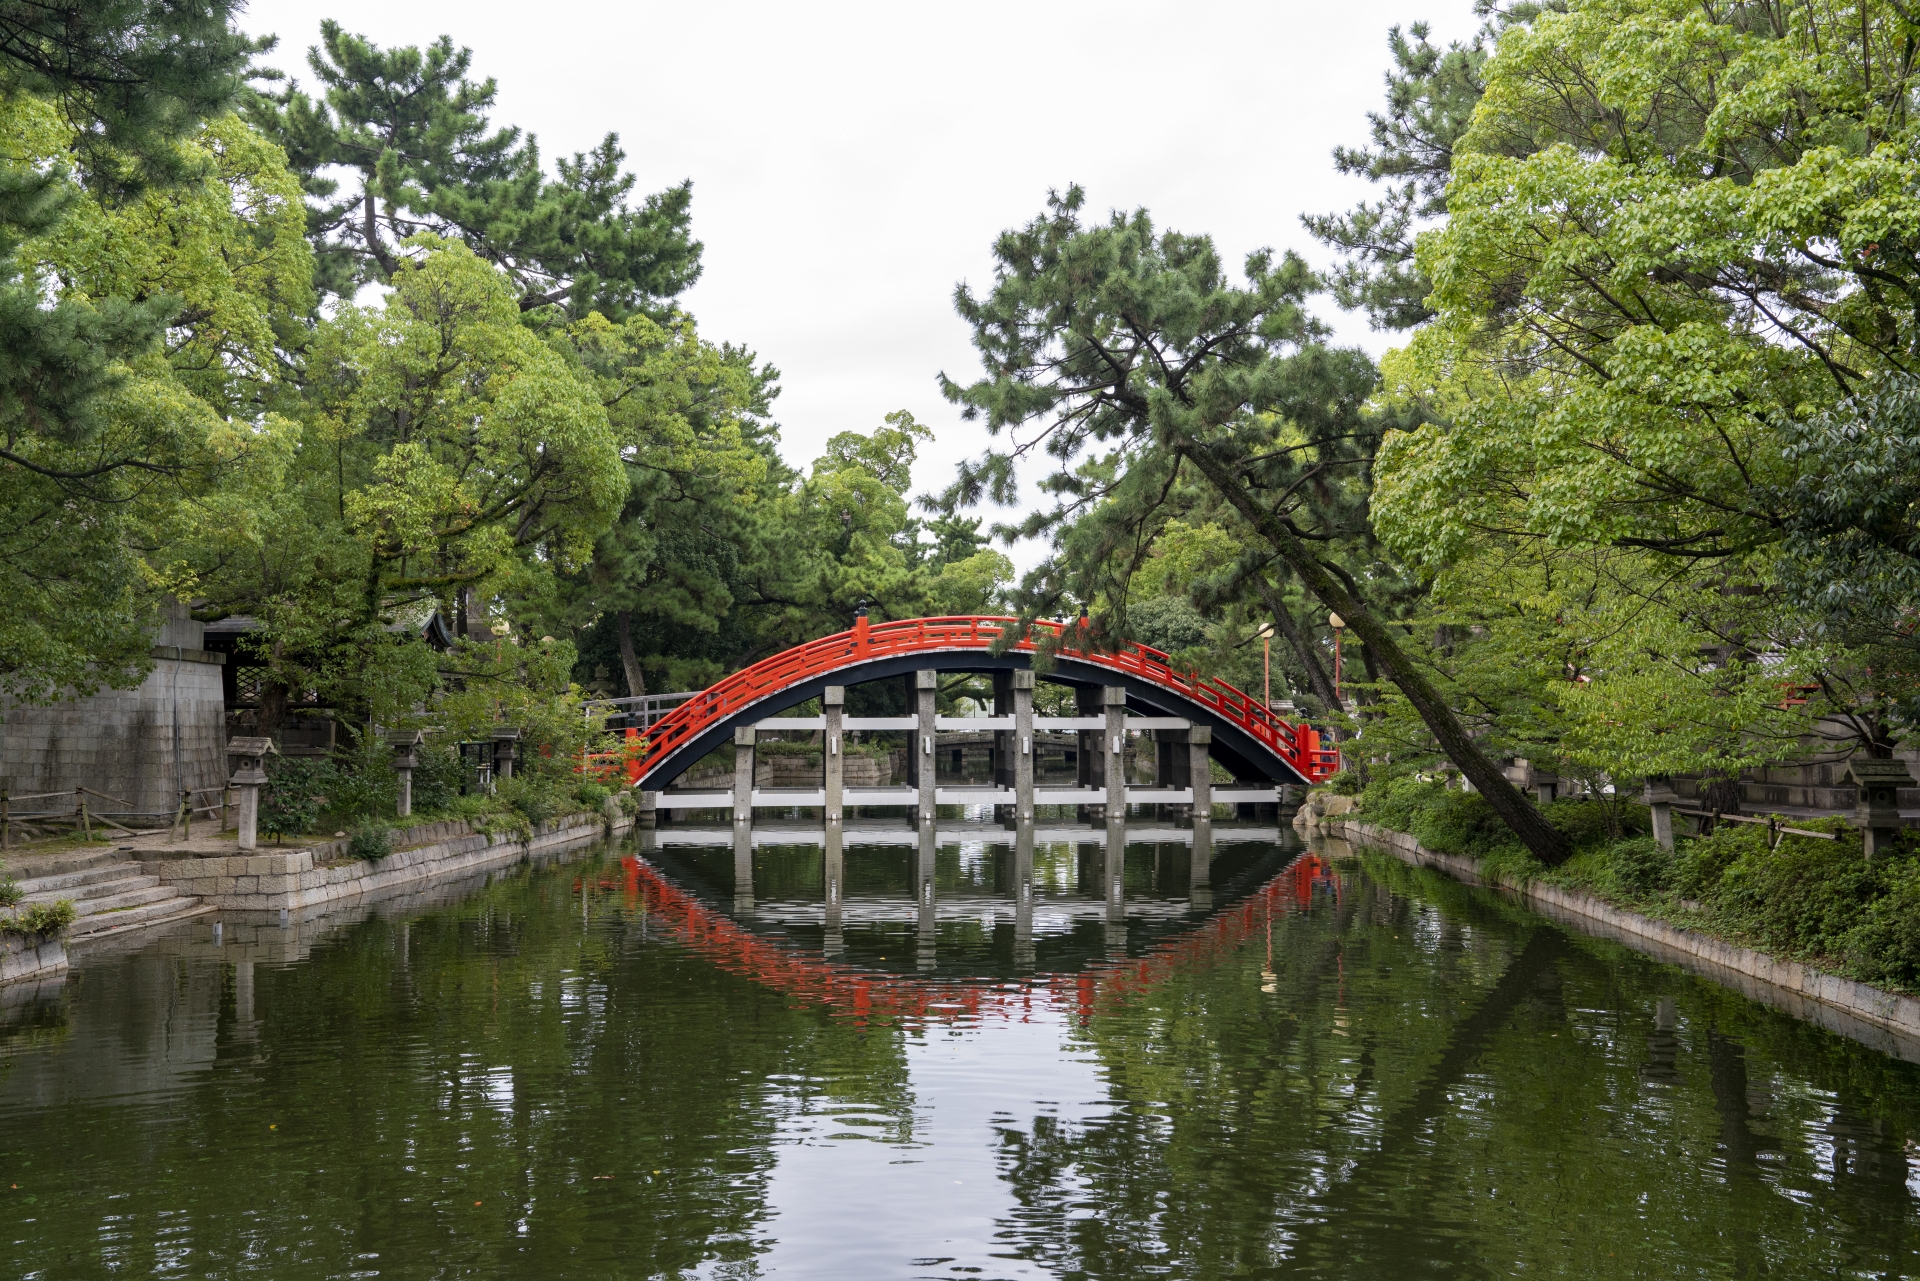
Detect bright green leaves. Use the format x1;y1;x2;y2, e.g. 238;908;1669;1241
312;238;624;597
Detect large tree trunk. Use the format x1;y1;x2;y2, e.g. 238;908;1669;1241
1254;577;1342;722
616;610;647;699
1183;441;1571;866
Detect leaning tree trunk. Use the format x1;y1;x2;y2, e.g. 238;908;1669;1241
616;610;647;700
1182;441;1572;866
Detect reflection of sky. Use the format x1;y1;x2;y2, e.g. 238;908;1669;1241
750;1009;1105;1279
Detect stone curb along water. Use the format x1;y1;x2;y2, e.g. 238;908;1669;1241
0;806;636;986
141;809;635;917
0;926;67;986
1316;816;1920;1063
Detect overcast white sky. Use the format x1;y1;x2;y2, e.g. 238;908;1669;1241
240;0;1479;565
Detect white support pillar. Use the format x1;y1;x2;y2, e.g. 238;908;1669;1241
824;685;845;824
915;669;938;823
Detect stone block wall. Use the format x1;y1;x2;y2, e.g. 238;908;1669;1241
0;603;228;823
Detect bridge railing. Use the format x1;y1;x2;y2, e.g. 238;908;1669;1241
631;615;1336;783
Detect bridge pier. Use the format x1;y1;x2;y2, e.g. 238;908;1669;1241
1104;812;1126;926
1013;820;1035;972
733;727;756;823
913;669;938;824
990;671;1037;822
824;685;845;825
732;819;753;916
823;825;844;959
916;821;937;971
1189;815;1214;914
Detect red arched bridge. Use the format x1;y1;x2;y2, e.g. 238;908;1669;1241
612;615;1337;816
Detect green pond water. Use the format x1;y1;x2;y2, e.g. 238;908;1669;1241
2;825;1918;1279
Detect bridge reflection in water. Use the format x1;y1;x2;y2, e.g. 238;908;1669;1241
604;816;1337;1025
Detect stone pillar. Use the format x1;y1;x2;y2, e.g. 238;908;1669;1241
1013;820;1035;973
1644;775;1680;851
638;788;657;829
823;685;845;825
388;729;423;819
1533;771;1559;806
916;820;937;971
1104;810;1126;925
733;727;757;823
823;823;844;960
1012;671;1035;821
732;820;754;915
1849;758;1914;860
914;669;938;824
490;727;520;780
225;737;274;851
1189;727;1213;822
1103;685;1128;820
1189;818;1214;914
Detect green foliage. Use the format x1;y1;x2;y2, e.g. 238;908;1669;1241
347;819;393;861
247;20;700;315
1323;769;1363;797
573;782;611;812
8;899;76;937
0;874;22;909
494;775;564;830
317;734;397;829
409;745;466;816
261;756;332;838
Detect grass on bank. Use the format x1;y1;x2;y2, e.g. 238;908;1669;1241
1331;772;1920;995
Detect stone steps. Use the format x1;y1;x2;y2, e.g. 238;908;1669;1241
68;895;213;939
10;854;208;943
14;861;147;897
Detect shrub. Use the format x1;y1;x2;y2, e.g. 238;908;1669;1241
261;756;333;838
319;734;399;829
495;775;562;829
1324;769;1362;796
1606;835;1672;898
1708;831;1880;961
347;819;393;860
0;875;22;910
8;900;76;937
574;782;611;812
1847;858;1920;987
409;744;466;815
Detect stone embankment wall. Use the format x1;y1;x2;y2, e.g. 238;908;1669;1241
145;809;632;917
0;929;66;986
1310;812;1920;1062
0;603;227;821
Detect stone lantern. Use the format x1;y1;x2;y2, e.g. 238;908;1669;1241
1643;775;1681;850
388;729;425;818
1848;757;1914;860
226;736;277;850
490;727;521;781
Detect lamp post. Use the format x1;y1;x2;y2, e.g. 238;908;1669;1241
1257;623;1274;710
1328;613;1345;706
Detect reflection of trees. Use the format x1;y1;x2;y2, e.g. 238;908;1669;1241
990;852;1920;1277
1;855;912;1277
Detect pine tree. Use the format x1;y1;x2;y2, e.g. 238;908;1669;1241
249;21;701;316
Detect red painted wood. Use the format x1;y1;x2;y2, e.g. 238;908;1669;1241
628;615;1339;784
